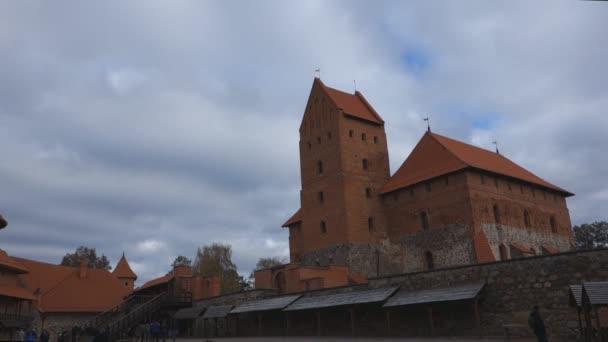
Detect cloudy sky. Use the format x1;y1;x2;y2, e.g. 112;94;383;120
1;1;607;284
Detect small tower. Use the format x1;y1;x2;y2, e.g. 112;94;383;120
112;253;137;290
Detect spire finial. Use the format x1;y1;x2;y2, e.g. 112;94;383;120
423;117;431;132
314;68;321;79
493;141;500;154
353;80;357;93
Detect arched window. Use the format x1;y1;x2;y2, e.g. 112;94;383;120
368;217;375;232
493;205;501;224
365;187;372;198
320;221;327;234
420;212;429;231
499;244;508;261
362;158;369;170
317;160;323;174
318;191;324;203
425;251;434;270
524;210;531;227
349;129;353;138
275;272;286;294
550;216;557;233
361;133;367;141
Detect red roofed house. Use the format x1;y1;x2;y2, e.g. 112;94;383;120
113;253;137;290
256;78;574;292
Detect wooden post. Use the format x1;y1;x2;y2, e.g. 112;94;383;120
316;311;321;336
474;298;482;338
285;311;290;336
426;305;434;336
386;310;391;337
350;307;355;337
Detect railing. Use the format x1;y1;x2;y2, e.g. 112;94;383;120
0;313;30;328
83;295;154;331
107;292;167;340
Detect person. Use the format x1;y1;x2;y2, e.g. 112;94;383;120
40;329;50;342
26;329;37;342
529;305;548;342
16;328;25;342
150;321;161;342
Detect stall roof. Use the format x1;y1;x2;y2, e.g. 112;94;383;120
173;306;205;320
583;281;608;305
284;287;398;312
230;295;301;314
202;305;234;319
570;285;582;307
383;283;485;308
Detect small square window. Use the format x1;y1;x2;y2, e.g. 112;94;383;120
365;188;372;198
318;191;324;203
362;158;369;170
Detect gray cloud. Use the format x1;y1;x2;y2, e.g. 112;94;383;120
0;0;606;284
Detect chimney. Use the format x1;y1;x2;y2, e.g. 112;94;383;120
79;260;88;279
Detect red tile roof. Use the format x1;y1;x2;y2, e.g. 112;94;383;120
13;257;130;313
113;254;137;280
381;132;573;196
132;274;174;294
473;231;496;263
0;285;35;300
510;243;534;254
0;249;29;273
315;79;384;125
282;208;303;228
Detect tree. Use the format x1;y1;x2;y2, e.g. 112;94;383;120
60;246;112;270
166;255;193;275
0;214;7;229
574;221;608;250
193;243;243;294
249;256;287;281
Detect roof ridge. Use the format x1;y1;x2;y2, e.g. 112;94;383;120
354;91;384;124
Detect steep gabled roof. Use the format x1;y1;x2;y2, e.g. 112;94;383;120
14;257;129;313
113;253;137;280
0;285;35;300
312;78;384;125
282;208;303;228
381;132;573;196
0;249;29;273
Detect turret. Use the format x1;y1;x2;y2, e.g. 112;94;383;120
112;253;137;290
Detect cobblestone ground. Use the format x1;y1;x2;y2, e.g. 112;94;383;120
173;337;535;341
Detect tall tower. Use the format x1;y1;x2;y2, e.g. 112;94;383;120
284;78;390;276
112;253;137;290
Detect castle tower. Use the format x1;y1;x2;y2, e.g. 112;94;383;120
283;78;391;276
112;253;137;290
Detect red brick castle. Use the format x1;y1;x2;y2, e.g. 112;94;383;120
256;78;574;293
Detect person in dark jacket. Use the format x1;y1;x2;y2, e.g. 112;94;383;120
529;305;548;342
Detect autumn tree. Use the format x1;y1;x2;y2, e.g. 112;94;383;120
166;255;193;275
574;221;608;250
193;243;244;294
60;246;112;270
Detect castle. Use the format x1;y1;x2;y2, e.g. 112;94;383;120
256;78;574;293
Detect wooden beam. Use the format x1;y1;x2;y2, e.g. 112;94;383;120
426;305;434;336
386;310;391;337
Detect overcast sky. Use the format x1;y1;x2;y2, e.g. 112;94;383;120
1;1;607;285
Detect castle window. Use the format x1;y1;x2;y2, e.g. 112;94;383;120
425;182;432;192
318;191;324;203
125;282;128;286
366;187;372;198
368;217;375;232
493;204;501;224
494;178;499;188
373;136;378;144
425;251;434;270
349;129;354;138
317;160;323;175
320;221;327;234
550;216;557;233
508;183;512;191
420;212;429;231
524;210;531;227
481;175;485;184
307;142;311;149
362;158;369;170
317;136;321;144
499;244;508;261
327;132;332;139
362;133;367;141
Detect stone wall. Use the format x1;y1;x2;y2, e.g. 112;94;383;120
368;248;608;341
38;312;97;342
482;223;573;259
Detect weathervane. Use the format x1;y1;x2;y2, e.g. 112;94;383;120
493;141;500;154
315;68;321;79
353;80;357;92
423;117;431;132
